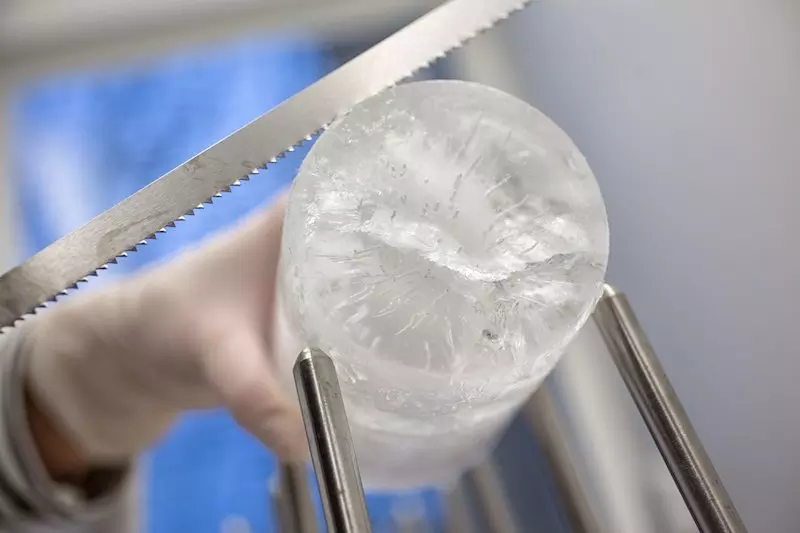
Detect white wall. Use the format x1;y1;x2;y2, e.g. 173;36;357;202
504;1;800;531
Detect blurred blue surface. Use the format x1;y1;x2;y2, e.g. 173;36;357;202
10;34;444;533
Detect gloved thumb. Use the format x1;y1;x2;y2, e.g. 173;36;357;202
202;326;308;460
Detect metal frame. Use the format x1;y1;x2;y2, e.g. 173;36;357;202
593;286;745;533
284;285;748;533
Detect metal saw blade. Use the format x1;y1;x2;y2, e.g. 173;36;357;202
0;0;533;329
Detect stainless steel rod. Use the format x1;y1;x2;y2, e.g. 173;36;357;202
524;387;603;533
293;347;372;533
273;462;319;533
445;482;477;533
593;284;747;533
469;460;521;533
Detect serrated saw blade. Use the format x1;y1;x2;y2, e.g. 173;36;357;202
0;0;533;330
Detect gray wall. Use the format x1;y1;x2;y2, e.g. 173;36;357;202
504;1;800;531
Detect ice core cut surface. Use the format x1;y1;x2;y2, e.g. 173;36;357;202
280;80;608;488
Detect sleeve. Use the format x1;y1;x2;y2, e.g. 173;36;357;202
0;324;138;533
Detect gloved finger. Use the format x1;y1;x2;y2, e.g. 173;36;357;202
208;192;288;270
202;325;308;460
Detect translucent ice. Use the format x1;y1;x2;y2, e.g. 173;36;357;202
278;80;609;489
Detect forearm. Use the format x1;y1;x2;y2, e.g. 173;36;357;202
0;323;135;532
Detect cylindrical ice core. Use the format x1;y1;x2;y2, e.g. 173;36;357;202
276;80;609;490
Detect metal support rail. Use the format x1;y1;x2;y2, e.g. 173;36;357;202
277;285;748;533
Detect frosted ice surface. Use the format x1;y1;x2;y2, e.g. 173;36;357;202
279;80;608;489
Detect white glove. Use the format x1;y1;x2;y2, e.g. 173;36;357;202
21;194;308;464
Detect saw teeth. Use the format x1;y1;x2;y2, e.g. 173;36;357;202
232;180;242;186
177;216;186;222
165;222;176;228
1;0;536;333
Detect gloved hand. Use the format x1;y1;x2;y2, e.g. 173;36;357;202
21;194;307;465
